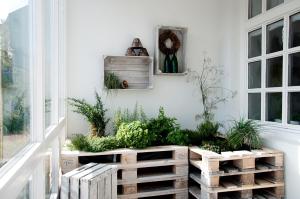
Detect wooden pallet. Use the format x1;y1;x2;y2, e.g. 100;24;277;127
189;147;284;199
61;163;117;199
61;145;189;199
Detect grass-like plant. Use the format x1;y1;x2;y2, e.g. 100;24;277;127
196;120;220;141
227;118;262;150
68;92;109;137
105;72;120;89
114;103;147;130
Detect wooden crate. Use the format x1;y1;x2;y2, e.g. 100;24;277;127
104;56;153;90
61;163;117;199
189;147;284;199
61;145;189;199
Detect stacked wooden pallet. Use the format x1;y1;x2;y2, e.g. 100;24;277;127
188;147;284;199
61;146;189;199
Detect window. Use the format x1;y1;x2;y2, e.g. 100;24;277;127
0;0;31;168
249;0;285;19
0;0;66;198
247;10;300;127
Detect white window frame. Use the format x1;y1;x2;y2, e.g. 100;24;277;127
0;0;66;198
242;0;300;135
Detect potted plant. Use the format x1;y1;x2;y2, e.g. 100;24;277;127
68;92;109;137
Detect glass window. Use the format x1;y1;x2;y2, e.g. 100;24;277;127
266;57;283;87
17;179;31;199
248;29;262;58
248;93;261;120
290;13;300;48
248;61;261;89
249;0;262;19
45;0;53;128
288;92;300;125
267;20;283;54
267;0;284;10
289;52;300;86
266;92;282;122
0;0;31;168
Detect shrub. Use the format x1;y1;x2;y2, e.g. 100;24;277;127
69;134;90;151
147;107;180;145
114;103;147;130
166;130;189;146
196;120;220;141
227;118;262;150
116;121;155;149
86;136;121;152
68;92;109;137
201;137;230;154
69;134;121;152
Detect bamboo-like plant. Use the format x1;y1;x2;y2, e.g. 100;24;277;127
68;92;109;137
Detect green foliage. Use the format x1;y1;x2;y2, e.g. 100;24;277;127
68;92;109;137
116;121;155;149
147;107;180;145
114;103;147;130
196;120;220;141
201;137;230;154
3;94;29;134
105;72;120;89
166;130;189;146
227;118;262;150
86;136;121;152
69;134;90;151
69;135;121;152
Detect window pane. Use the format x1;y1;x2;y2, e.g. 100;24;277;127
248;61;261;89
266;57;283;87
248;29;262;58
289;92;300;125
45;0;52;128
267;0;284;10
290;12;300;48
249;0;262;19
248;93;261;120
289;52;300;86
0;1;30;167
17;179;31;199
267;20;283;54
266;92;282;122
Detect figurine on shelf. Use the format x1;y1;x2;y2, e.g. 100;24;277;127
121;80;129;89
126;38;149;56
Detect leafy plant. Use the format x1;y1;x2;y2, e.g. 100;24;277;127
3;94;29;134
201;137;230;154
187;56;236;121
116;121;155;149
147;107;180;145
105;72;120;89
68;92;109;137
227;118;262;150
166;129;189;146
69;134;121;152
196;120;220;141
114;103;147;130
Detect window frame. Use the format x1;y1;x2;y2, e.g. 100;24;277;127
244;0;300;134
0;0;66;198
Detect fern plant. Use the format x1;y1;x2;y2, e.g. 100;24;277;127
105;72;120;89
227;118;262;150
68;92;109;137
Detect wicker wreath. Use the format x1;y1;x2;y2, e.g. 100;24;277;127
159;30;181;55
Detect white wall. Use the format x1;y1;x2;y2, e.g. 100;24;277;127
66;0;242;136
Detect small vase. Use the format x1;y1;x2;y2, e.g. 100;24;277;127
163;54;172;73
171;54;178;73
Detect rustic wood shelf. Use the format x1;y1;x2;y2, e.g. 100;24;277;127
104;56;153;90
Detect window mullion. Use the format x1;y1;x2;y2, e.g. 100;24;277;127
282;15;289;125
31;0;45;143
261;24;267;122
